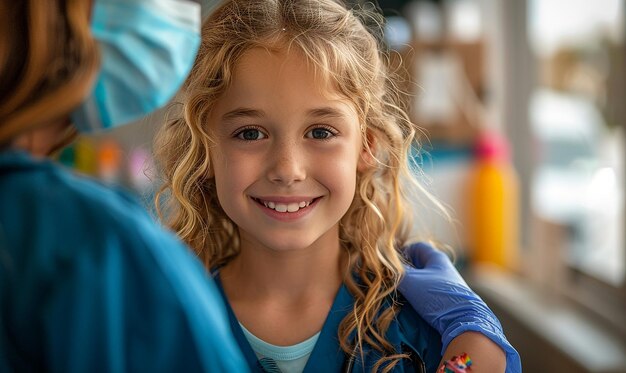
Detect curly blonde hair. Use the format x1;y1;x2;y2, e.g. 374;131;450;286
154;0;439;370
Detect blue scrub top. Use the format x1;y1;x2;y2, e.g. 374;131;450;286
0;150;248;372
214;275;442;372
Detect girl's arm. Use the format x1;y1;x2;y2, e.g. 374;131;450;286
398;242;521;373
441;332;506;372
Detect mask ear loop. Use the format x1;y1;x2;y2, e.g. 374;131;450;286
48;122;78;156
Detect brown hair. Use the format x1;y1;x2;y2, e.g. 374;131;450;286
0;0;99;145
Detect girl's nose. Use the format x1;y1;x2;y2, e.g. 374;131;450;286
266;140;306;185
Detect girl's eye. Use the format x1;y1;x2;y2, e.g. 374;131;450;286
235;128;266;141
306;127;336;140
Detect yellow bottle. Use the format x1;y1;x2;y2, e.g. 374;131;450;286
468;131;519;269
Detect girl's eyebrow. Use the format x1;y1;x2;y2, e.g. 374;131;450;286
221;107;266;121
221;106;347;121
306;106;347;119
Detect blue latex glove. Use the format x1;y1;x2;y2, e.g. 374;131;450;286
398;242;522;373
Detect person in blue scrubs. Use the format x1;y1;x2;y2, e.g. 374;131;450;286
0;0;247;371
153;0;520;372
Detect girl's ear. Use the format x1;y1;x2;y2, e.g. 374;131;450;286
357;130;376;172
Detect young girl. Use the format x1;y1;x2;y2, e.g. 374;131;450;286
155;0;514;371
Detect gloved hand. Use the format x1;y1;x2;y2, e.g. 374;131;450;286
398;242;521;373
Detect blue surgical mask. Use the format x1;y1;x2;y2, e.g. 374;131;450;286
71;0;201;132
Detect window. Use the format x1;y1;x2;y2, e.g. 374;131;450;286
525;0;625;331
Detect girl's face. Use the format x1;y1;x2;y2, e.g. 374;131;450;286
208;47;366;254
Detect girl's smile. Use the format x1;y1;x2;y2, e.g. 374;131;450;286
251;195;321;221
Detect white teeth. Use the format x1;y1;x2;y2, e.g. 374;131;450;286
259;199;313;213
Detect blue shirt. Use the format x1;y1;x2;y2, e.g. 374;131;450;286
214;275;442;372
0;150;248;372
239;322;319;373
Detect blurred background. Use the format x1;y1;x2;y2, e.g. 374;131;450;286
58;0;626;371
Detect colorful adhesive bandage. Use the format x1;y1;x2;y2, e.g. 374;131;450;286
438;353;472;373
